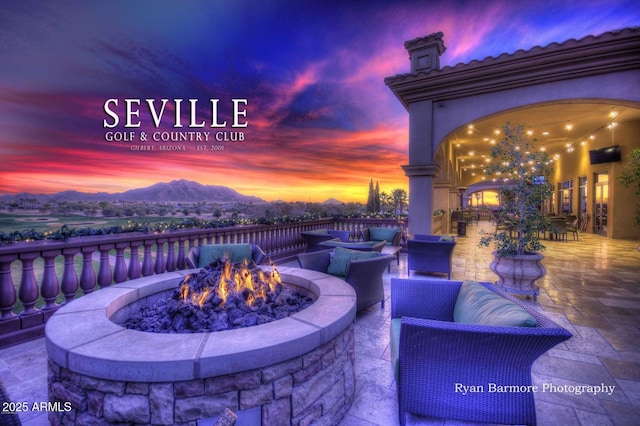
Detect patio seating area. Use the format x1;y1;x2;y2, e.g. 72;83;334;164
1;222;638;425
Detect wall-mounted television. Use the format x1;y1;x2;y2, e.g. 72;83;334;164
589;145;621;165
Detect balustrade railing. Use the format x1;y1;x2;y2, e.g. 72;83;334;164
0;217;406;348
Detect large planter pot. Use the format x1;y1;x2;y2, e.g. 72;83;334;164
489;251;546;300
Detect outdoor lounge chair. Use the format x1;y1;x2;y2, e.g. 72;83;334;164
407;234;456;278
300;229;351;252
297;248;394;311
360;226;403;246
185;243;266;268
390;278;572;426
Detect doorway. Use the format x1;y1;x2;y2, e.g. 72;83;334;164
594;171;608;236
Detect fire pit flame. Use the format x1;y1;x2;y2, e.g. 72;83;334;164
177;258;282;309
124;258;312;333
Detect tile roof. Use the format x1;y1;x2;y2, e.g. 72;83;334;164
385;26;640;85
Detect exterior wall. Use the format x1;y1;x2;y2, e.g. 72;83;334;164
552;121;640;239
387;28;640;241
429;79;640;240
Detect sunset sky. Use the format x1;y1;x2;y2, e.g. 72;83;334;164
1;0;638;202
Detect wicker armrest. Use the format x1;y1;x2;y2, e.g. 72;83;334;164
296;249;332;272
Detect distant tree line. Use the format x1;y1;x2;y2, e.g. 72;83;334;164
366;179;408;215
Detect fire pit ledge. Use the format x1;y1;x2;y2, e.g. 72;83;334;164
45;266;357;382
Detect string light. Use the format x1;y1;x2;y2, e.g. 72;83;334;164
458;109;624;179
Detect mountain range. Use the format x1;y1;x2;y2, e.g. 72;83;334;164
0;180;266;204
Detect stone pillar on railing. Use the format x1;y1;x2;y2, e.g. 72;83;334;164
177;237;188;270
113;243;128;283
0;254;18;320
129;241;142;280
142;240;154;276
61;248;79;304
41;249;61;310
18;252;39;315
155;238;167;274
166;237;177;272
98;244;114;288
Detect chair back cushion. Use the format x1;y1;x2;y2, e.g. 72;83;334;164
368;227;400;243
198;243;253;267
327;247;379;277
453;280;537;327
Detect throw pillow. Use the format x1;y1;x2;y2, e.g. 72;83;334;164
439;234;455;242
453;280;537;327
327;247;379;277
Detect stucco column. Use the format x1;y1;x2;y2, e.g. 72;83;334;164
402;99;439;236
402;164;440;236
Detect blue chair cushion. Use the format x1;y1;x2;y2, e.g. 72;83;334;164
453;280;537;327
327;247;379;277
198;244;253;267
369;227;399;243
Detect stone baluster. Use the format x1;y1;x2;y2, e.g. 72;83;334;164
257;229;265;256
0;254;18;319
177;237;187;270
166;237;177;272
61;248;79;304
154;238;167;274
265;228;274;257
18;252;39;315
128;241;142;279
80;246;97;294
98;244;114;287
41;249;61;310
142;240;154;276
114;243;128;283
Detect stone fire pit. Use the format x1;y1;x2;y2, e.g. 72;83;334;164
45;266;356;425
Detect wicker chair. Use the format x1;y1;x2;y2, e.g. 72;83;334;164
185;243;266;268
297;249;394;311
360;227;403;246
567;218;579;240
407;234;456;278
549;218;568;241
300;230;351;252
390;278;572;426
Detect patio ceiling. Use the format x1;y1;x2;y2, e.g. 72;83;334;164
450;102;640;186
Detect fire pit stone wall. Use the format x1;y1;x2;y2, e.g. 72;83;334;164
45;266;357;425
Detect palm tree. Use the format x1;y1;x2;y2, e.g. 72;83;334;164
380;191;392;214
392;189;408;215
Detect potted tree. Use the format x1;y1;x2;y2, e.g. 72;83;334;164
618;147;640;250
479;123;554;299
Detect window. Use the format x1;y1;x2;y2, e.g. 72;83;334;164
559;180;573;215
578;176;587;217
